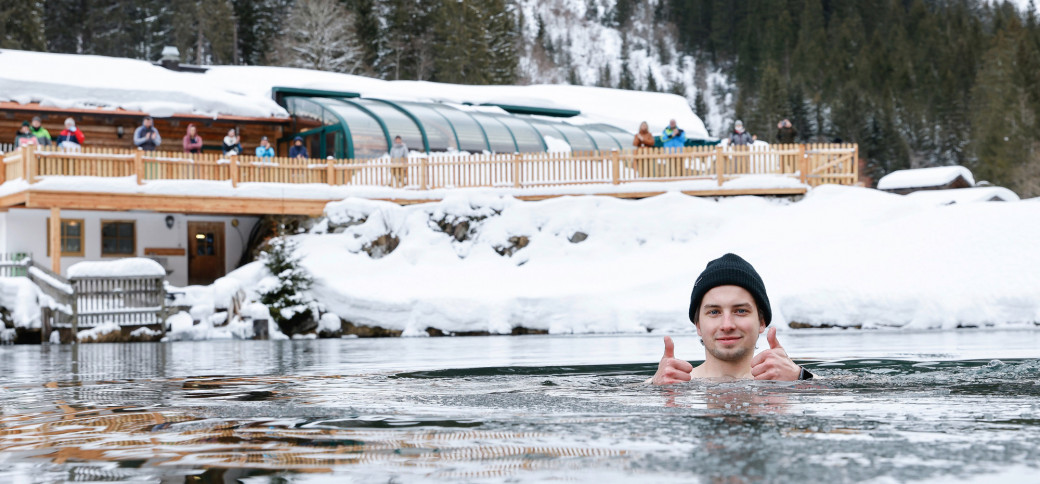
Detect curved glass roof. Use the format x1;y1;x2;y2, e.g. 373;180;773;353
285;96;640;159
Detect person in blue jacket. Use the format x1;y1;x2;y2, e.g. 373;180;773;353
288;136;308;159
255;136;275;158
662;119;686;148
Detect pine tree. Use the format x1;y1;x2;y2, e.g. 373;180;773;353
271;0;362;73
258;237;322;336
232;0;292;65
0;0;46;51
970;30;1031;186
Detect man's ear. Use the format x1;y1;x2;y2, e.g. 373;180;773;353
759;316;767;334
694;322;702;337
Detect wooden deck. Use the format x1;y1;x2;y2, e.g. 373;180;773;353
1;143;859;216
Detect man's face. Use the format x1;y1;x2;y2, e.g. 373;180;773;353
261;139;269;147
144;119;152;128
669;120;677;129
695;285;765;362
31;119;40;128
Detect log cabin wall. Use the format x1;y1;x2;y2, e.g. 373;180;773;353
1;104;291;156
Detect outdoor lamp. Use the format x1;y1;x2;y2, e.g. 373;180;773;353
165;215;175;229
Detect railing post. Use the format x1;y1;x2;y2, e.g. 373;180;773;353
798;144;808;185
230;154;239;188
49;207;61;275
715;145;725;186
419;156;428;190
134;148;144;185
71;279;78;345
611;150;620;185
853;143;860;186
326;156;335;186
25;144;37;184
513;153;522;188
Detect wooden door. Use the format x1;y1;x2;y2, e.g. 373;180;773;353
187;221;225;285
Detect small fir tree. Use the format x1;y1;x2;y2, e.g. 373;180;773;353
258;237;322;336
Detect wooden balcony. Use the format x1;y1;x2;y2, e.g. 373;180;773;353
1;144;859;216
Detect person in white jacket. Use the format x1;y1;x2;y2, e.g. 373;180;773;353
389;135;408;187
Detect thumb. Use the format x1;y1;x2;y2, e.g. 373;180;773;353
663;336;675;359
767;326;782;350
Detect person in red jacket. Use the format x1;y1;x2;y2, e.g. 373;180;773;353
55;117;84;151
183;123;203;153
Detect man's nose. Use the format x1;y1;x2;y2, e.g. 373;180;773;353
719;312;737;330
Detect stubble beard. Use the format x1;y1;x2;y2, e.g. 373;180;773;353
705;337;752;362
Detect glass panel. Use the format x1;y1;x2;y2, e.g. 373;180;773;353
117;239;133;254
308;135;321;159
118;223;133;237
287;97;331;131
395;102;457;152
489;115;544;153
469;113;517;153
552;123;596;151
581;127;621;150
353;100;423;154
325;99;388;159
428;105;488;153
64;238;81;253
102;223;116;237
589;124;634;148
528;120;571;150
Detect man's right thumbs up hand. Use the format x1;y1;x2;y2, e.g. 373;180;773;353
650;336;694;385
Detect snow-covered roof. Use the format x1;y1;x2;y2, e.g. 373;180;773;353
0;49;708;137
67;258;166;278
906;186;1020;203
876;165;975;190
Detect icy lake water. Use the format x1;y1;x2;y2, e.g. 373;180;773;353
2;329;1040;483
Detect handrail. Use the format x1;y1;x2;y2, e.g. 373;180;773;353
1;143;859;190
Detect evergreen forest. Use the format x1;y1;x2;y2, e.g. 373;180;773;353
1;0;1038;195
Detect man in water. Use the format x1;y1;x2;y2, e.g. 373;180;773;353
650;253;813;384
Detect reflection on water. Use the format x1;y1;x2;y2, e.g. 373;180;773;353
1;333;1040;483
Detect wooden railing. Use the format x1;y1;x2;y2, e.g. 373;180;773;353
1;254;166;342
1;143;859;191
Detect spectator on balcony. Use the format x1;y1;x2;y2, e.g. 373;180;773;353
662;119;686;149
29;116;51;146
288;136;308;159
729;120;755;146
183;124;203;153
633;121;655;148
133;116;162;151
15;121;38;147
55;117;84;151
255;136;274;158
389;135;408;187
776;118;797;144
222;128;243;156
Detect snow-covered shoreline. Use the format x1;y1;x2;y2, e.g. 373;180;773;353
171;185;1040;337
5;184;1038;341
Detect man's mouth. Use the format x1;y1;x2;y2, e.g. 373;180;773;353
715;335;742;345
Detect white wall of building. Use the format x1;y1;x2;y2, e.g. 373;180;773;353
0;209;259;287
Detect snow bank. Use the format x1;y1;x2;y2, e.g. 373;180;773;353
906;187;1020;203
0;278;41;329
877;166;975;190
0;49;708;137
237;185;1040;335
67;258;165;278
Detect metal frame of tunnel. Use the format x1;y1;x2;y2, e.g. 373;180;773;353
369;98;431;153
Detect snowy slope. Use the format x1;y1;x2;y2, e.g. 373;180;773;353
515;0;732;136
175;185;1040;336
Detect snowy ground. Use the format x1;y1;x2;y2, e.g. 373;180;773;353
169;185;1039;337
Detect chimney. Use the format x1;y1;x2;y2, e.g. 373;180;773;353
160;46;181;70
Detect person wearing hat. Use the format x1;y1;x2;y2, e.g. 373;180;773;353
55;117;84;151
15;121;39;147
29;116;51;145
255;136;274;158
649;253;812;384
288;136;308;159
729;120;754;146
133;116;162;151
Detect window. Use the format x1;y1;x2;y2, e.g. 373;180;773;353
45;218;85;257
101;220;135;256
195;231;216;255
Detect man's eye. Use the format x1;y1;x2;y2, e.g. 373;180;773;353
736;309;749;315
707;309;720;315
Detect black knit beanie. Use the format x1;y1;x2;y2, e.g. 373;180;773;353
688;253;771;326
